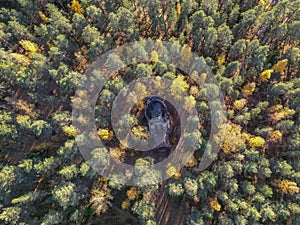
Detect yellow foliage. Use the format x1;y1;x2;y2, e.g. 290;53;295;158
185;155;197;168
234;98;247;110
184;95;196;112
270;130;283;142
127;187;138;200
133;83;148;96
109;147;124;160
97;128;113;140
260;69;273;82
278;180;300;194
119;142;127;150
198;73;207;88
258;0;266;5
241;132;250;141
180;44;192;67
16;115;31;127
272;59;288;72
214;123;246;154
62;125;77;137
121;200;130;209
136;99;146;111
248;136;265;148
10;53;31;66
150;51;159;63
189;86;199;98
270;108;295;122
149;76;165;91
176;2;181;16
166;165;181;179
170;75;189;100
131;126;150;139
210;198;221;211
38;11;49;22
269;104;283;113
217;54;226;66
69;0;84;14
258;0;270;9
173;171;181;180
242;82;255;97
90;183;113;215
19;40;38;54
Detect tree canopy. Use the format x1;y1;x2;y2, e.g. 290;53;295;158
0;0;299;224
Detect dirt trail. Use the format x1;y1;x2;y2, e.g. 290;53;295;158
155;182;189;225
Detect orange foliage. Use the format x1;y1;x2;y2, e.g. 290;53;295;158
242;83;255;97
69;0;84;14
272;59;288;72
278;180;299;194
210;198;221;211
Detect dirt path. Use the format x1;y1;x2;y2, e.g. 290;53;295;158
155;182;189;225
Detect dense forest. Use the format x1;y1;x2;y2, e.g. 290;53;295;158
0;0;299;224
